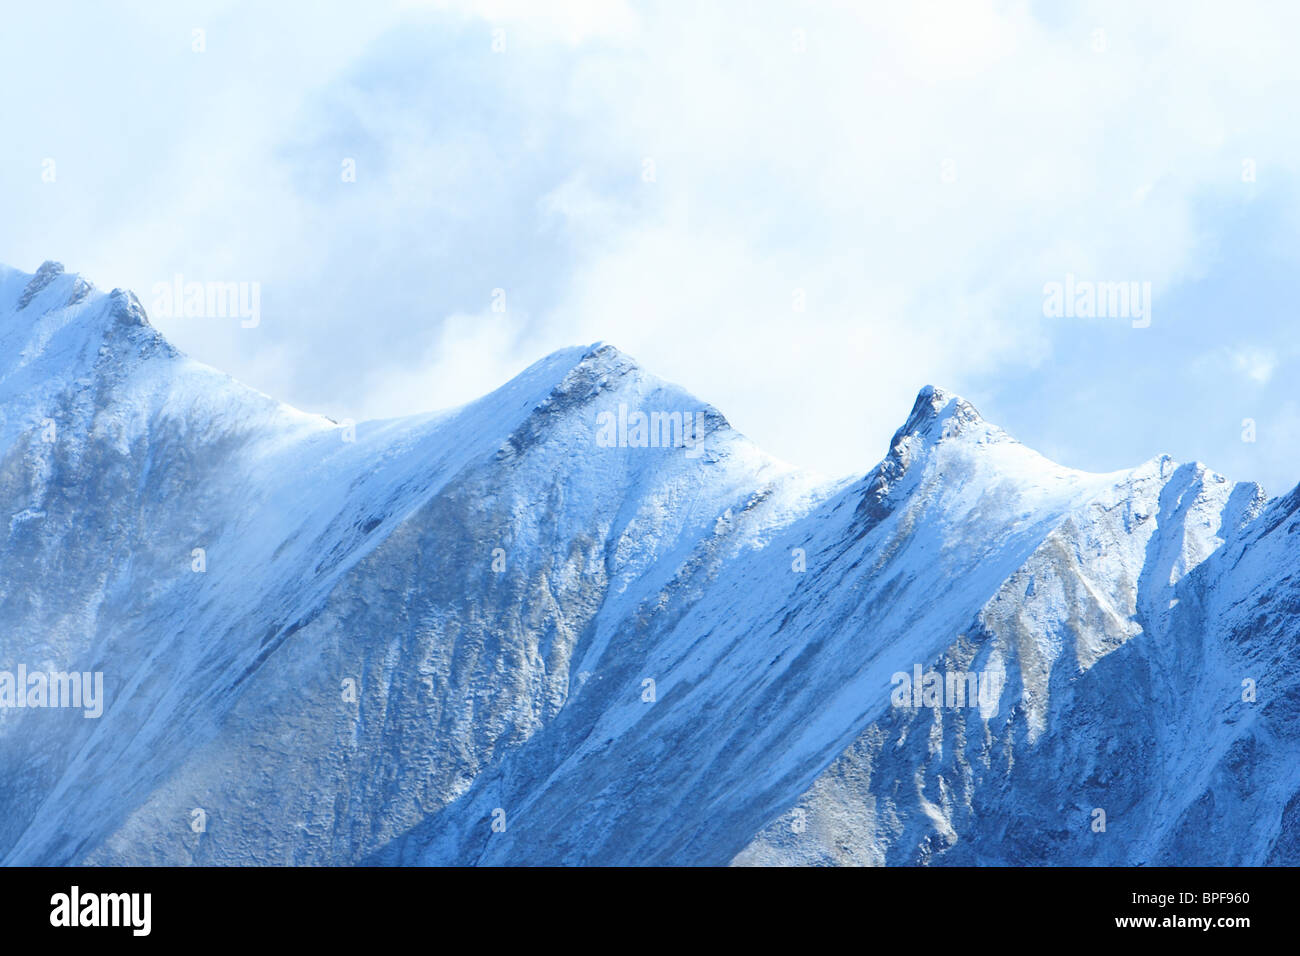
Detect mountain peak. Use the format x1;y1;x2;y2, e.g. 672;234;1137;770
7;259;96;315
0;262;175;400
27;257;63;280
854;385;1000;531
16;260;65;310
575;340;638;372
892;384;986;448
106;287;153;329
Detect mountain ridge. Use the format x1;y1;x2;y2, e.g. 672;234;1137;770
0;260;1293;866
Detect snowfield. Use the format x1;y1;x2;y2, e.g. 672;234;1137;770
0;261;1295;866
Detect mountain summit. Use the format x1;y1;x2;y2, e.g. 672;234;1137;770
0;262;1294;866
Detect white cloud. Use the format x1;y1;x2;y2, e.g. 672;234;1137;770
5;0;1300;487
1231;347;1278;385
412;0;640;43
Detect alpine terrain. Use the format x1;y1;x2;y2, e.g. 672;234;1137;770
0;261;1296;866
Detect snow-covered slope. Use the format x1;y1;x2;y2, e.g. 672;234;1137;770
0;261;1294;866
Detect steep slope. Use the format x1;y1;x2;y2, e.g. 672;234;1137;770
0;260;1295;866
1;263;818;864
372;387;1140;864
735;457;1273;865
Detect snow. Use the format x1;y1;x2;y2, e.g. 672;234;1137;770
0;261;1294;866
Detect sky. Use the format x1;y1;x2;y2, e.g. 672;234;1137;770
3;0;1299;494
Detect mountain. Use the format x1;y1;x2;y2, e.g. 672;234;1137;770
0;261;1295;866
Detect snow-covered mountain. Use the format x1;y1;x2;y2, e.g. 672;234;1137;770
0;261;1295;866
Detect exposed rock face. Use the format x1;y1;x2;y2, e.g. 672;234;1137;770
0;262;1293;866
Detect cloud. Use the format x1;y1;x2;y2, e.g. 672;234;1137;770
4;0;1300;490
1231;347;1278;385
414;0;640;44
